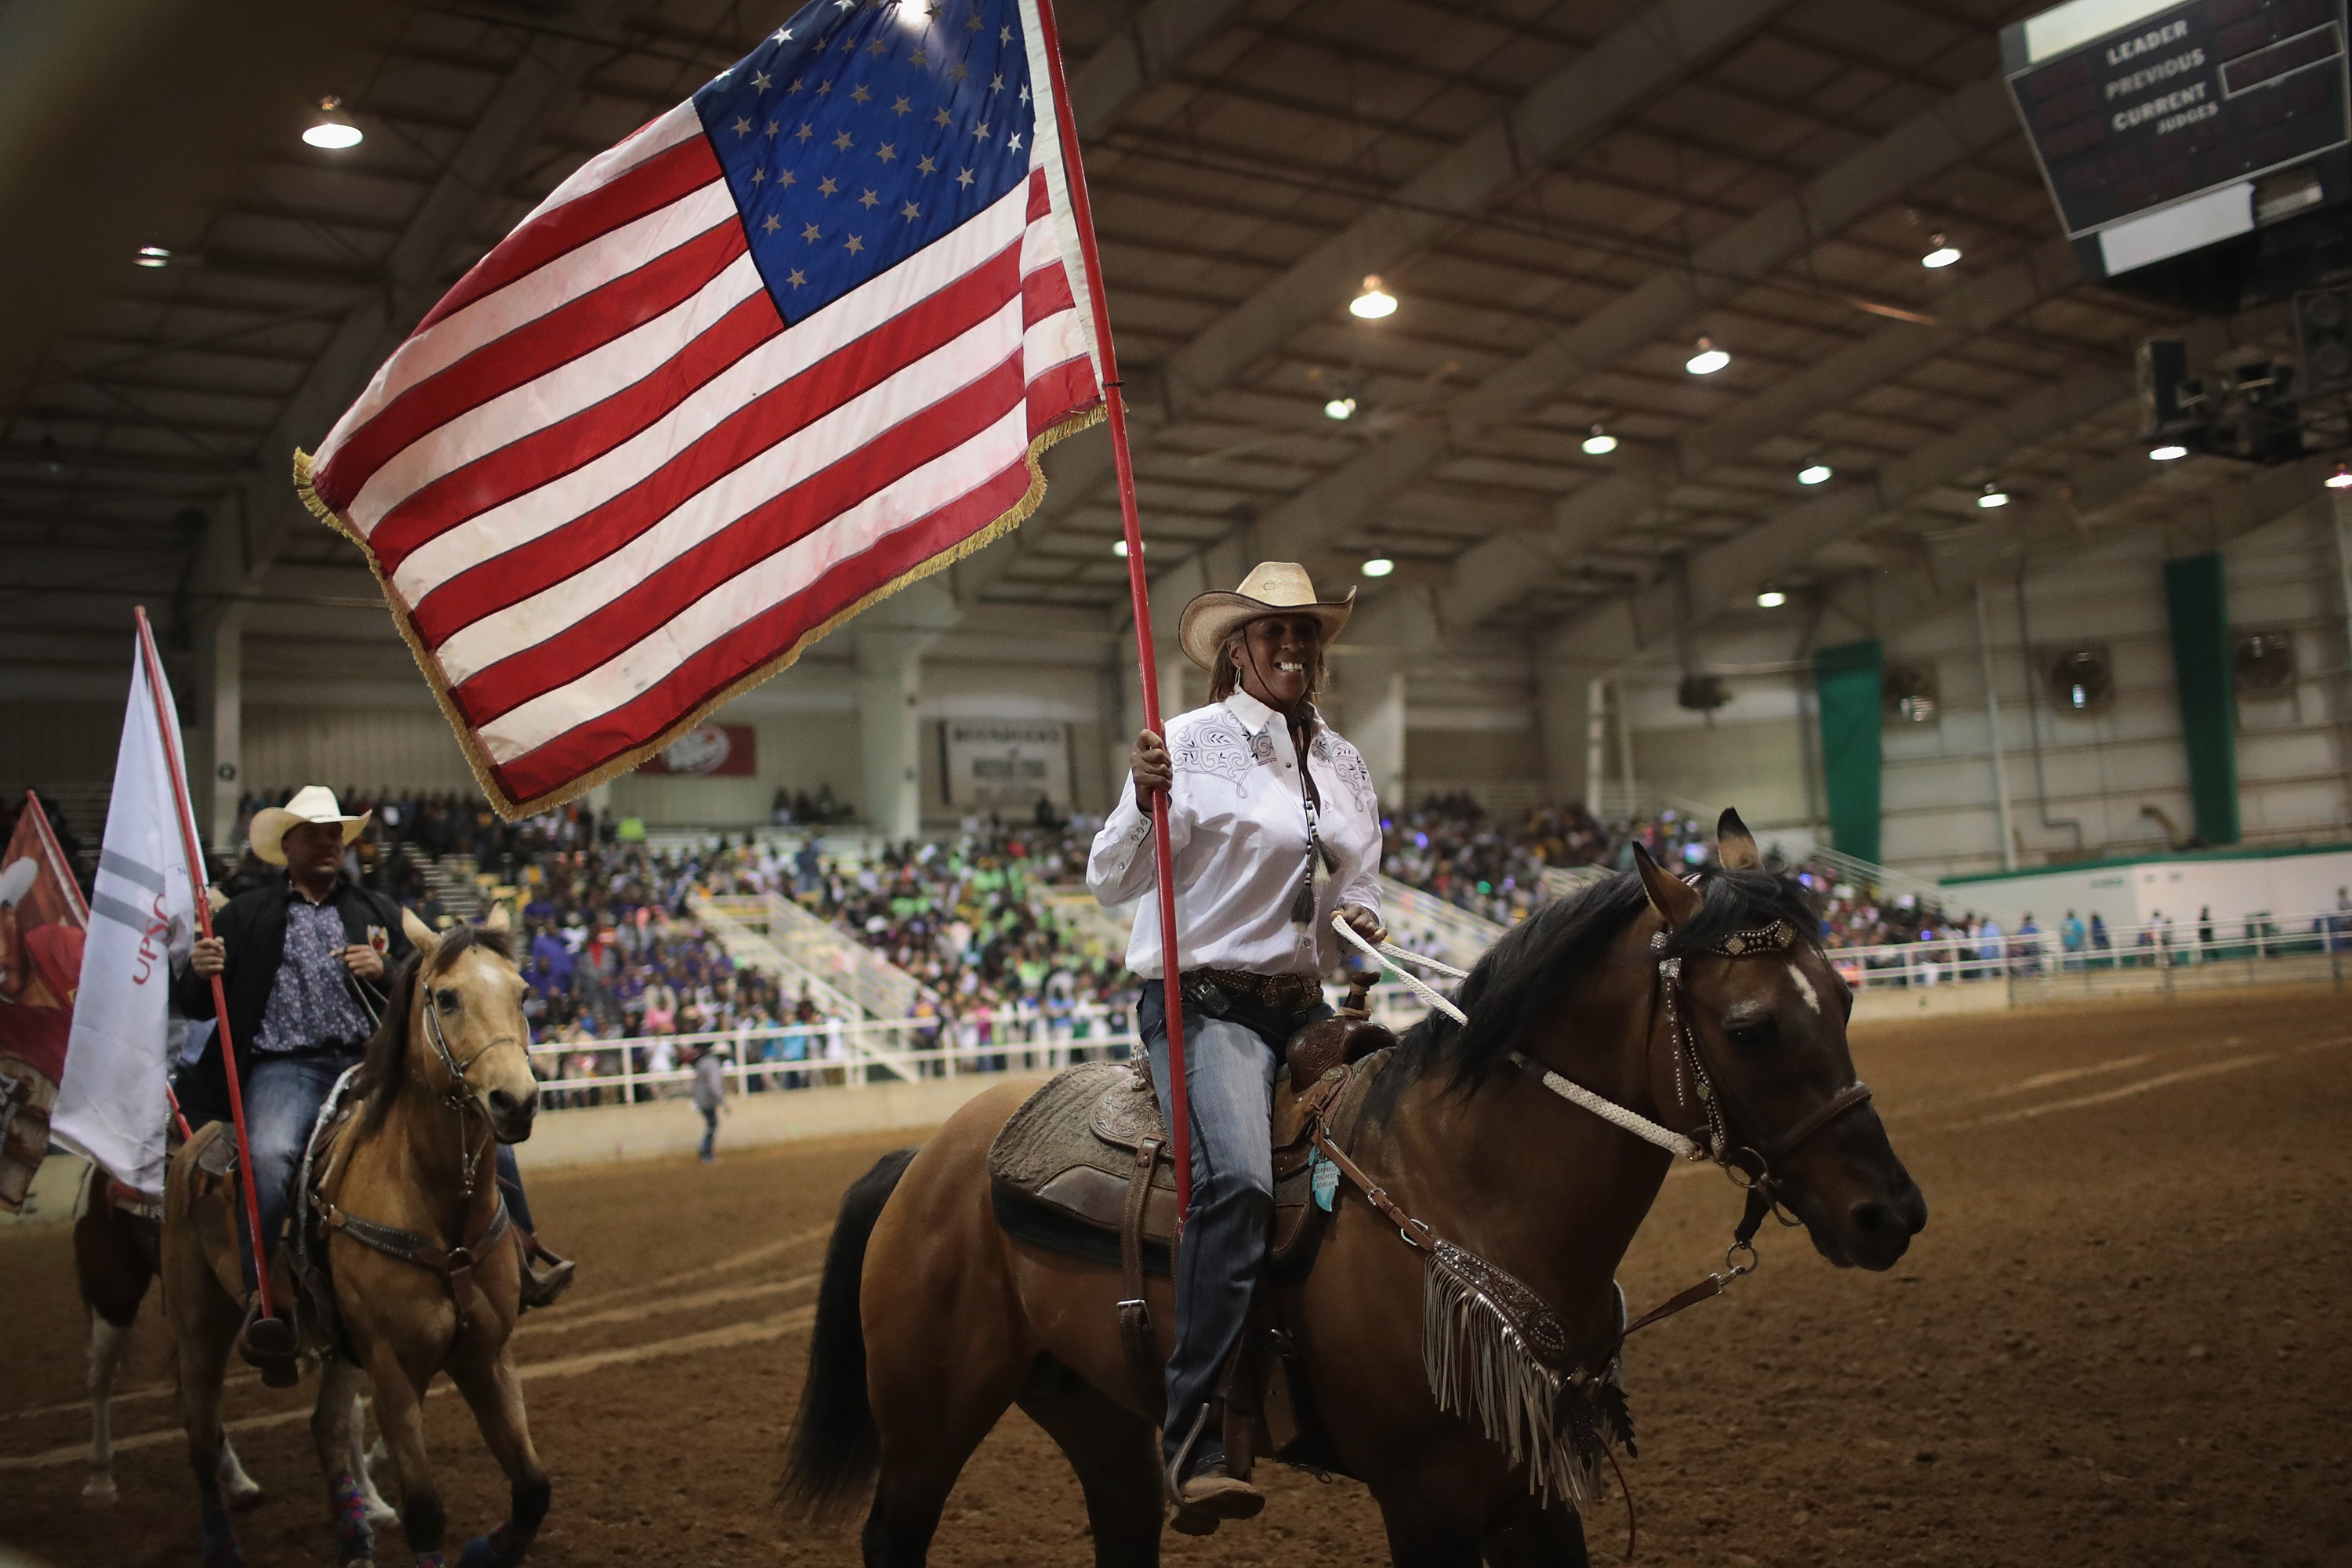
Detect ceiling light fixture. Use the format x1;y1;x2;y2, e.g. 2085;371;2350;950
1921;234;1962;268
1685;336;1730;376
2149;443;2188;461
1756;590;1787;608
1976;482;2009;509
134;245;171;268
1323;396;1356;420
1581;423;1617;456
2327;464;2352;490
1360;557;1395;578
1349;274;1397;320
303;96;363;150
1798;463;1832;485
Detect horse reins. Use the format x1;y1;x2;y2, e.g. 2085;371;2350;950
1329;911;1876;1345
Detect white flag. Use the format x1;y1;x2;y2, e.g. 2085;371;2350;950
51;630;201;1197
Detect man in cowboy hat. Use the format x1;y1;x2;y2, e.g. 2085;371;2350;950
183;786;570;1381
1088;562;1387;1523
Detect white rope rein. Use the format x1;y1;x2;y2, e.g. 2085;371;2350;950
1331;913;1467;1024
1504;1052;1701;1160
1329;913;1702;1161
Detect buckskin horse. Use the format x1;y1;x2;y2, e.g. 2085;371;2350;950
162;914;551;1567
780;811;1926;1566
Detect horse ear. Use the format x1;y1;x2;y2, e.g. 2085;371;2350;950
1632;842;1704;930
401;907;440;959
1716;808;1761;871
483;902;511;934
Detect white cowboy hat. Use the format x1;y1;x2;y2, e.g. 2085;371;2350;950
1178;561;1353;671
249;785;371;866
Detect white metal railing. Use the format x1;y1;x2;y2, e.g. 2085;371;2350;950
523;981;1457;1110
518;908;2352;1112
1820;909;2352;990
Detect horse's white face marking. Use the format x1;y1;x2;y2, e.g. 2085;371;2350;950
1789;962;1822;1014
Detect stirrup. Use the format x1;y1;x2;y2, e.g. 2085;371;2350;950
237;1302;300;1388
1162;1406;1259;1534
517;1243;575;1311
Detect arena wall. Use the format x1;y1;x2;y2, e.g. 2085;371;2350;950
1617;505;2352;878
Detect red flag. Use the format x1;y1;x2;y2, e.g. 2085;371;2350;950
0;794;88;1210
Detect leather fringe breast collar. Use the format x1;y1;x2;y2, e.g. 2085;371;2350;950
1312;913;1878;1522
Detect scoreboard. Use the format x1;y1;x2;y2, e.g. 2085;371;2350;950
2003;0;2350;240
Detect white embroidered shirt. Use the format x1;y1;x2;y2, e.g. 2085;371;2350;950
1087;691;1383;978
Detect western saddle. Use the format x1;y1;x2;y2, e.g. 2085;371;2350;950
986;978;1395;1494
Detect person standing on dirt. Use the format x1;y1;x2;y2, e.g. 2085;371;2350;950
1088;562;1385;1524
184;786;572;1382
692;1040;727;1162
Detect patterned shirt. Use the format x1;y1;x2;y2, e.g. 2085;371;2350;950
1087;691;1382;978
252;891;376;1054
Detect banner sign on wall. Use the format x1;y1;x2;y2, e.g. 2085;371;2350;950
942;720;1070;809
640;723;758;777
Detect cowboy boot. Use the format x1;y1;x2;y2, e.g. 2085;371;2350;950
1163;1403;1262;1530
511;1230;575;1311
236;1300;301;1389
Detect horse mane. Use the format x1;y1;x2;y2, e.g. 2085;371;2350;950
354;924;513;1137
1386;866;1820;1102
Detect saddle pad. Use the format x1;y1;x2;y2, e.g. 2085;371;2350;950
987;1052;1390;1276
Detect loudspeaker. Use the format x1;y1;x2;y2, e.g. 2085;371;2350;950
2295;287;2352;394
2136;337;2203;437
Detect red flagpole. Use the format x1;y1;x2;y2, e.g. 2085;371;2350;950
133;608;270;1317
1029;0;1193;1229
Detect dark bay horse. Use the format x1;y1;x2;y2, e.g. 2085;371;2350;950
781;814;1926;1566
163;914;550;1567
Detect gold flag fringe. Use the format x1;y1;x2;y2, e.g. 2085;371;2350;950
289;400;1106;821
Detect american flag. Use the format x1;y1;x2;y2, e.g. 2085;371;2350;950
296;0;1103;816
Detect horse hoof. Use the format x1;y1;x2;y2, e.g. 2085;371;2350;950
366;1501;401;1528
200;1521;246;1568
227;1481;266;1512
458;1534;529;1568
81;1475;117;1508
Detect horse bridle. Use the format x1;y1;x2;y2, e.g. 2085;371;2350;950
419;968;519;1202
1646;918;1875;1265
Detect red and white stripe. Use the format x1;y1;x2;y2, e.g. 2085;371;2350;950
303;97;1101;815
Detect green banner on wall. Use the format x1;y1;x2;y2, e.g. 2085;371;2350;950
2162;552;2238;846
1813;639;1884;867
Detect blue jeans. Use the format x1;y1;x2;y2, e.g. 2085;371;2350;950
1136;979;1330;1468
699;1105;719;1160
239;1051;361;1296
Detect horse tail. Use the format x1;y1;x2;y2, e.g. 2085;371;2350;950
779;1145;918;1520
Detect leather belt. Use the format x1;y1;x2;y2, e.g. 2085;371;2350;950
1184;967;1323;1013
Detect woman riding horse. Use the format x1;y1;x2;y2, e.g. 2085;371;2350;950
1086;561;1388;1519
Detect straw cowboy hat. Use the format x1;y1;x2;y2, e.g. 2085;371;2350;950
1178;561;1354;670
249;785;371;866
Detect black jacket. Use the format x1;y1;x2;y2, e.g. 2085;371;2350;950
175;877;416;1123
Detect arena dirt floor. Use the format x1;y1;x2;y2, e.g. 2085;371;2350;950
3;985;2347;1568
